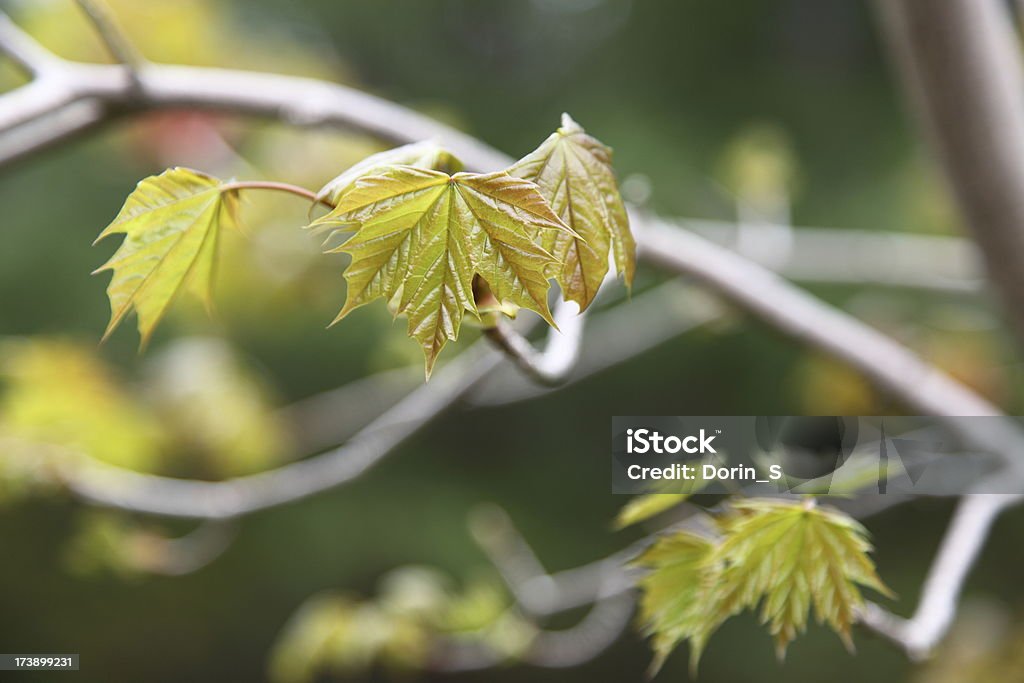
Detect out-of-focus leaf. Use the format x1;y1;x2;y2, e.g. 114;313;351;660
634;531;718;675
315;141;463;206
93;168;238;347
269;565;518;683
615;493;690;530
716;124;799;207
615;460;713;529
378;566;452;620
439;576;509;633
146;338;289;477
269;594;424;683
63;512;142;579
510;113;635;310
712;499;891;658
310;166;574;375
0;437;61;504
634;499;891;673
0;339;165;471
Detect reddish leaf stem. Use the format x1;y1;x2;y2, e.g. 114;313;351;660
220;180;335;209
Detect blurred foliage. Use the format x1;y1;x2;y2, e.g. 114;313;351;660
145;337;290;477
16;0;343;78
716;124;800;212
635;499;891;673
0;336;289;479
63;511;148;579
0;338;165;471
613;470;711;530
269;566;528;682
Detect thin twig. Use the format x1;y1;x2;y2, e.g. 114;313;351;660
74;0;145;86
432;593;635;672
130;520;237;576
483;299;585;387
221;180;332;209
471;281;723;407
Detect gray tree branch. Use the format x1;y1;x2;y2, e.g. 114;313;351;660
876;0;1024;340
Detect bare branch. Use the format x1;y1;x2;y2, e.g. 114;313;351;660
130;521;237;577
0;60;512;172
0;100;106;167
483;299;585;387
523;595;635;668
433;594;635;672
638;215;1024;473
876;0;1024;340
0;19;1011;449
0;12;61;77
471;281;723;407
58;341;501;519
468;504;566;618
278;364;420;455
684;218;982;294
74;0;144;84
860;493;1024;658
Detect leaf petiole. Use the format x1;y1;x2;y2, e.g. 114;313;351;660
220;180;335;209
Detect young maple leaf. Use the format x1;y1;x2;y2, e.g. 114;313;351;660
315;141;463;206
93;167;237;348
509;113;635;310
309;166;578;376
634;531;719;675
712;499;892;658
634;499;891;675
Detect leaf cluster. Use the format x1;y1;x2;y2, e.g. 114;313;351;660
269;566;531;683
633;498;891;675
93;115;635;376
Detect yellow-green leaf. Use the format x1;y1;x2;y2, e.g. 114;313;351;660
93;167;236;347
315;141;463;206
634;499;891;674
712;499;891;658
509;113;635;310
634;531;719;675
615;493;690;531
310;166;575;376
615;462;713;530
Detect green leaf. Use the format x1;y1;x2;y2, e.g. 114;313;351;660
712;499;891;658
616;494;689;530
315;141;463;206
93;167;237;347
615;460;714;529
634;499;891;674
509;113;635;310
634;531;719;675
310;166;576;376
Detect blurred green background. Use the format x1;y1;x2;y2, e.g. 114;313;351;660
2;0;1024;681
